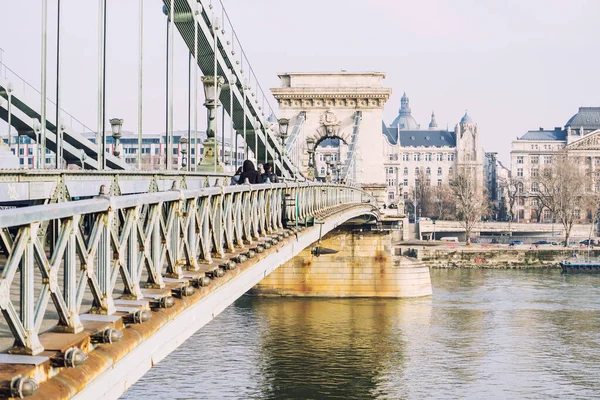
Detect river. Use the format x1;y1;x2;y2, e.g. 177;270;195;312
121;269;600;399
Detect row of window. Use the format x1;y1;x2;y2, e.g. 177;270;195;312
317;154;339;162
516;168;540;177
389;153;455;162
387;167;454;176
530;144;563;150
387;178;446;187
516;155;553;164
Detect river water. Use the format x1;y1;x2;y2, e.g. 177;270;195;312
122;269;600;399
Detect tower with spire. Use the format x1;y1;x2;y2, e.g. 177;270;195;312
428;111;438;129
391;92;419;130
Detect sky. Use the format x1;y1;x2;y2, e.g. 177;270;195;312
1;0;599;164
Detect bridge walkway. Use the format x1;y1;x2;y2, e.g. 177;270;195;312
0;182;377;399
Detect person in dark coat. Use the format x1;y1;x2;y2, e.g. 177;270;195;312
238;160;262;184
261;163;278;183
230;167;243;185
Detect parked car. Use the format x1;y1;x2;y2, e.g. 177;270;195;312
559;241;579;247
533;240;551;245
469;237;479;244
490;238;500;244
388;203;398;209
509;240;524;246
440;236;459;243
580;239;598;246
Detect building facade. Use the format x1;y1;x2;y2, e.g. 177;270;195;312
381;93;484;205
510;107;600;222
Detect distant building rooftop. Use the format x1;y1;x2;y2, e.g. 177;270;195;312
518;128;567;141
383;124;456;147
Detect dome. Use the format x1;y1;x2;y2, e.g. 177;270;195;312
460;111;472;124
391;92;419;130
565;107;600;130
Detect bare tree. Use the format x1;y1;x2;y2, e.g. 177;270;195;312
432;184;455;220
498;177;521;222
450;167;489;245
534;153;590;246
407;170;433;218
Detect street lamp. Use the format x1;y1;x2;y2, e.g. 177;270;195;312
325;153;332;182
180;137;188;169
198;75;225;171
278;118;289;152
306;137;316;181
110;118;123;158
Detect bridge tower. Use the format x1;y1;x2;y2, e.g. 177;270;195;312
271;72;391;202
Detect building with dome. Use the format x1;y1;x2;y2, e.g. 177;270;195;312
510;107;600;222
382;93;484;207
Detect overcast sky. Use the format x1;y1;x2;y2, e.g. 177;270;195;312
1;0;599;164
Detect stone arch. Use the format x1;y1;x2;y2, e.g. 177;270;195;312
310;128;352;146
314;134;349;148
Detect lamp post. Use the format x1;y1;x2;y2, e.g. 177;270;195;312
278;117;289;154
325;153;332;183
110;118;123;158
306;137;316;181
198;75;224;171
180;137;188;169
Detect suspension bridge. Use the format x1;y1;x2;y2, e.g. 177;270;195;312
0;0;428;398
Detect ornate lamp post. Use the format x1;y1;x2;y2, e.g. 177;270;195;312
306;137;316;181
180;137;188;169
110;118;123;158
198;75;224;171
325;153;332;183
278;118;289;153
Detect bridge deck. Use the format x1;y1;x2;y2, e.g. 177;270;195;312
0;181;377;399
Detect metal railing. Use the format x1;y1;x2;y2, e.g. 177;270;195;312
0;182;373;354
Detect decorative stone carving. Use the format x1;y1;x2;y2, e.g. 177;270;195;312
319;109;342;136
568;132;600;150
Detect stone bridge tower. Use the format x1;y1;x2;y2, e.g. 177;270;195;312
271;72;392;202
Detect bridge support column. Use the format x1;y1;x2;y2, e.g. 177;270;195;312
251;225;432;298
94;211;116;314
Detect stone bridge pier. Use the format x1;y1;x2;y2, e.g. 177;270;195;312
252;223;432;298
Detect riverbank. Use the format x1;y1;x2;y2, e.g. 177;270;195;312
397;242;600;268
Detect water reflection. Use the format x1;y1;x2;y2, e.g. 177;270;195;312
123;269;600;400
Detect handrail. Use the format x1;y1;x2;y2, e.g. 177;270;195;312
0;181;376;356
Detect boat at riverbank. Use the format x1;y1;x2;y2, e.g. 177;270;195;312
560;260;600;272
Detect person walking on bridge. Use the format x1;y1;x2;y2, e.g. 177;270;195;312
262;163;278;183
230;167;243;185
239;160;262;184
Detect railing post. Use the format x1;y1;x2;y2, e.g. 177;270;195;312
63;216;83;331
187;199;199;270
95;209;115;314
18;223;43;354
168;197;184;278
150;204;165;288
126;207;143;299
